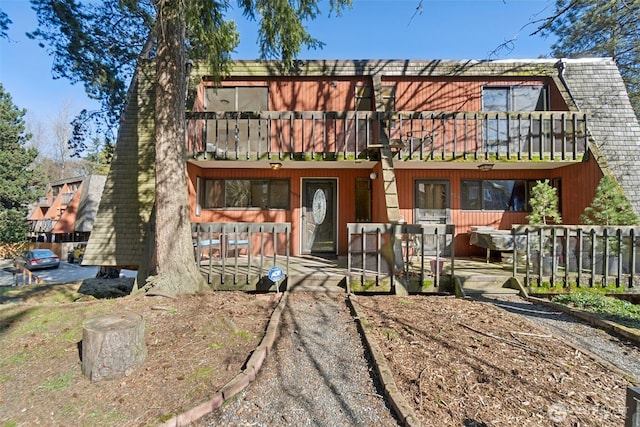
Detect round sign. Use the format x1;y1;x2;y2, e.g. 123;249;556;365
312;189;327;224
268;266;284;282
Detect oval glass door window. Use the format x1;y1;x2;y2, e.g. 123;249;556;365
312;189;327;224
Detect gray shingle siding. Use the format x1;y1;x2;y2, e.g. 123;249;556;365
559;58;640;217
83;63;156;267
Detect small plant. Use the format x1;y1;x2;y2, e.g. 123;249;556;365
580;175;638;226
526;180;561;274
235;329;254;340
526;179;561;226
552;293;640;327
41;373;75;392
580;175;638;259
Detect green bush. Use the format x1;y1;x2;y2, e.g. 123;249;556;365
552;293;640;324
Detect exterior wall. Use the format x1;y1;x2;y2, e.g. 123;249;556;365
393;158;603;257
388;77;563;111
83;62;157;267
188;163;382;256
550;156;602;224
202;77;372;111
51;183;83;234
203;76;568;113
188;158;603;258
185;64;607;259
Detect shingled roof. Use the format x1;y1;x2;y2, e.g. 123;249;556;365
85;58;640;267
82;64;156;267
557;58;640;217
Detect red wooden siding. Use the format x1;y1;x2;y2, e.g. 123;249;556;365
201;76;567;114
392;159;602;257
384;77;564;111
188;164;378;256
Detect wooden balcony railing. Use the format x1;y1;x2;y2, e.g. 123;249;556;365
186;111;588;162
192;222;290;286
510;225;640;288
346;222;456;292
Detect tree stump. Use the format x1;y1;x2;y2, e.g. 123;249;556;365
82;313;147;382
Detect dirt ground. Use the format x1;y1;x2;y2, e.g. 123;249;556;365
0;279;635;426
354;295;633;426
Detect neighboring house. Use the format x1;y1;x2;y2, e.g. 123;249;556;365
28;175;106;243
83;58;640;269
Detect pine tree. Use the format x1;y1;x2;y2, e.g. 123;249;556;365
527;179;562;226
25;0;351;295
581;175;639;226
537;0;640;117
0;84;40;242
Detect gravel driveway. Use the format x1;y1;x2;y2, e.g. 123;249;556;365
195;291;639;426
198;292;399;427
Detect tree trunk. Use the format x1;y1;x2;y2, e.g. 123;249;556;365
81;313;147;382
145;0;206;295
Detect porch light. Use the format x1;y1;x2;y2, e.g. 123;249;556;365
270;162;282;170
369;172;378;180
478;163;494;172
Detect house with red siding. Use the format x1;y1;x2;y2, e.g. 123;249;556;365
83;58;640;286
28;174;106;244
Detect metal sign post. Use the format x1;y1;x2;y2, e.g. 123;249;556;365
267;266;284;293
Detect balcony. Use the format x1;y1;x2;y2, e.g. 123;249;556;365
38;196;54;207
186;111;588;162
59;192;74;206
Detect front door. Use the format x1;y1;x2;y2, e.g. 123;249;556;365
301;179;337;254
415;180;451;255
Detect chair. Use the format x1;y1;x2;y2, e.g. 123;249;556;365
193;234;221;261
224;232;249;257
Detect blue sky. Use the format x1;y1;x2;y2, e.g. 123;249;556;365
0;0;557;129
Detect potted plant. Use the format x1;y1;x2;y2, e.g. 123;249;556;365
580;175;639;274
526;179;562;275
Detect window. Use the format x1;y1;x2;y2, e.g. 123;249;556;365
205;87;268;111
355;86;372;111
201;179;289;210
354;178;371;222
204;87;269;152
461;179;533;211
380;85;396;112
483;86;547;112
482;85;548;153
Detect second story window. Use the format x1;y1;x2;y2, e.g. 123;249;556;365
205;86;268;111
204;87;269;152
355;86;372;111
482;85;548;153
483;86;547;112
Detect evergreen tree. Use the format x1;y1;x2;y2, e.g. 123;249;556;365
0;84;40;242
580;175;639;225
537;0;640;117
0;8;10;40
26;0;351;295
84;138;114;175
527;179;562;225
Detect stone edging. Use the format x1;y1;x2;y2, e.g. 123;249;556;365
348;294;421;427
158;292;289;427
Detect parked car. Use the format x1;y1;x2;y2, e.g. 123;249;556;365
67;243;86;263
14;249;61;271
